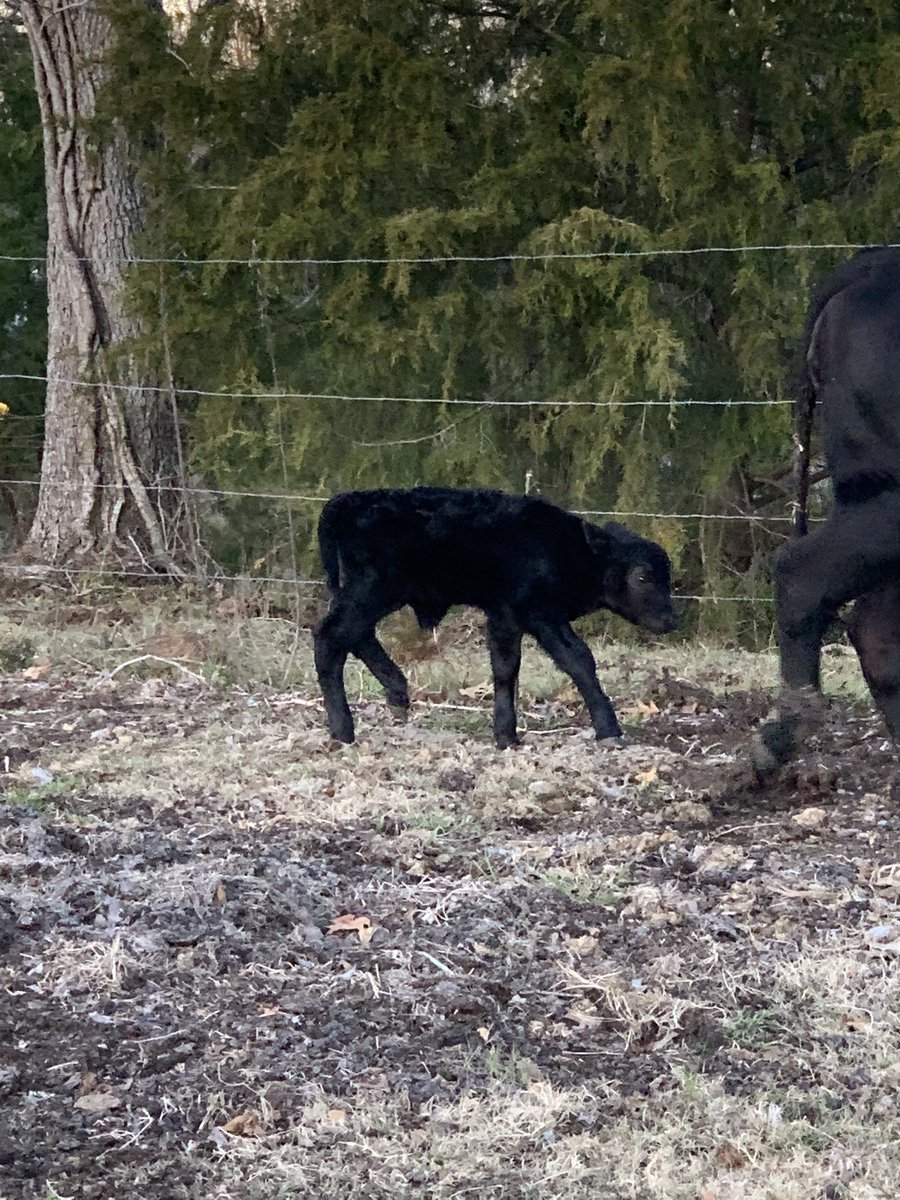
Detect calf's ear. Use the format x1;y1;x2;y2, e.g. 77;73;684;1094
601;521;640;543
581;522;613;556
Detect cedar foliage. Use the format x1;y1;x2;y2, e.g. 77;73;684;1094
0;20;46;536
7;1;900;633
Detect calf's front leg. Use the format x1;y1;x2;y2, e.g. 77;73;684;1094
353;631;410;718
531;620;622;741
486;613;523;748
752;502;900;779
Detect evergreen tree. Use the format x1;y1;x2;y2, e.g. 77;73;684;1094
54;2;900;628
0;19;45;543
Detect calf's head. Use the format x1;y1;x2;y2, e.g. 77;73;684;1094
594;522;678;634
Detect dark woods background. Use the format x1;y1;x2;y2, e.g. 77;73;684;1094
3;1;900;639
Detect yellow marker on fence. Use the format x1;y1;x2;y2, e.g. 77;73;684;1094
0;402;8;416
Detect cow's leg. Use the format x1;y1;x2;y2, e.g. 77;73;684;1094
486;612;523;749
753;497;900;777
847;580;900;742
531;620;622;741
352;632;411;718
314;591;398;742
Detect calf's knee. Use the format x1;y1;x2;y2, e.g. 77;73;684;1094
848;588;900;688
773;548;823;629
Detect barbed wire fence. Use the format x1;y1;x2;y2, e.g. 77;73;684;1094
0;238;856;612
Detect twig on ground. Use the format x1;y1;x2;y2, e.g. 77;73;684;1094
98;655;209;686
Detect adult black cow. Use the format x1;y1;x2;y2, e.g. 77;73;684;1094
314;486;677;747
752;246;900;778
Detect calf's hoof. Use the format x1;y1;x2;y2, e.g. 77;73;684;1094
750;688;825;783
594;720;624;744
597;735;626;749
326;735;354;751
494;733;521;750
388;703;410;724
750;714;802;781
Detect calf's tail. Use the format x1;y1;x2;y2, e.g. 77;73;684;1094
792;375;815;539
317;500;343;594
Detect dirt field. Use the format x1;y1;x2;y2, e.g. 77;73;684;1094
1;590;898;1200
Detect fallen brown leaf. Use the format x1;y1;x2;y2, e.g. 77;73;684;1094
220;1111;262;1137
458;683;491;699
21;663;51;680
327;913;376;945
635;765;660;787
141;632;208;663
74;1091;121;1113
564;934;599;959
714;1142;748;1168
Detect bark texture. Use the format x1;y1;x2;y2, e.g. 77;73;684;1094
19;0;186;571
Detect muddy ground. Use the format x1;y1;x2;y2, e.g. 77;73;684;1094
0;600;898;1200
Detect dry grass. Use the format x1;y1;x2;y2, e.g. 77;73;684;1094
0;584;874;704
186;1049;900;1199
0;588;896;1200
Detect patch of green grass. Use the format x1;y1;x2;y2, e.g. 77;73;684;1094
1;773;88;814
477;1044;544;1088
402;808;464;835
670;1066;705;1098
0;633;35;671
721;1005;786;1049
538;864;632;908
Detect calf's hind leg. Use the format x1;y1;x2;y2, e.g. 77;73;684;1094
847;580;900;742
315;597;399;742
314;604;363;743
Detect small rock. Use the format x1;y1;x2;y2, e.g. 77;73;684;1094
527;780;564;802
691;844;746;877
438;768;475;793
665;800;712;825
864;924;900;954
792;806;828;830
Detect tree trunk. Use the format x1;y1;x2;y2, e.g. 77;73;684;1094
18;0;190;573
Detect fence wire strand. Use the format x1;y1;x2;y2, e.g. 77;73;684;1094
1;235;834;612
0;372;793;408
0;240;893;268
0;559;772;603
0;476;812;524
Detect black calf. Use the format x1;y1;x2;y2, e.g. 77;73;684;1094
753;248;900;777
314;487;677;747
